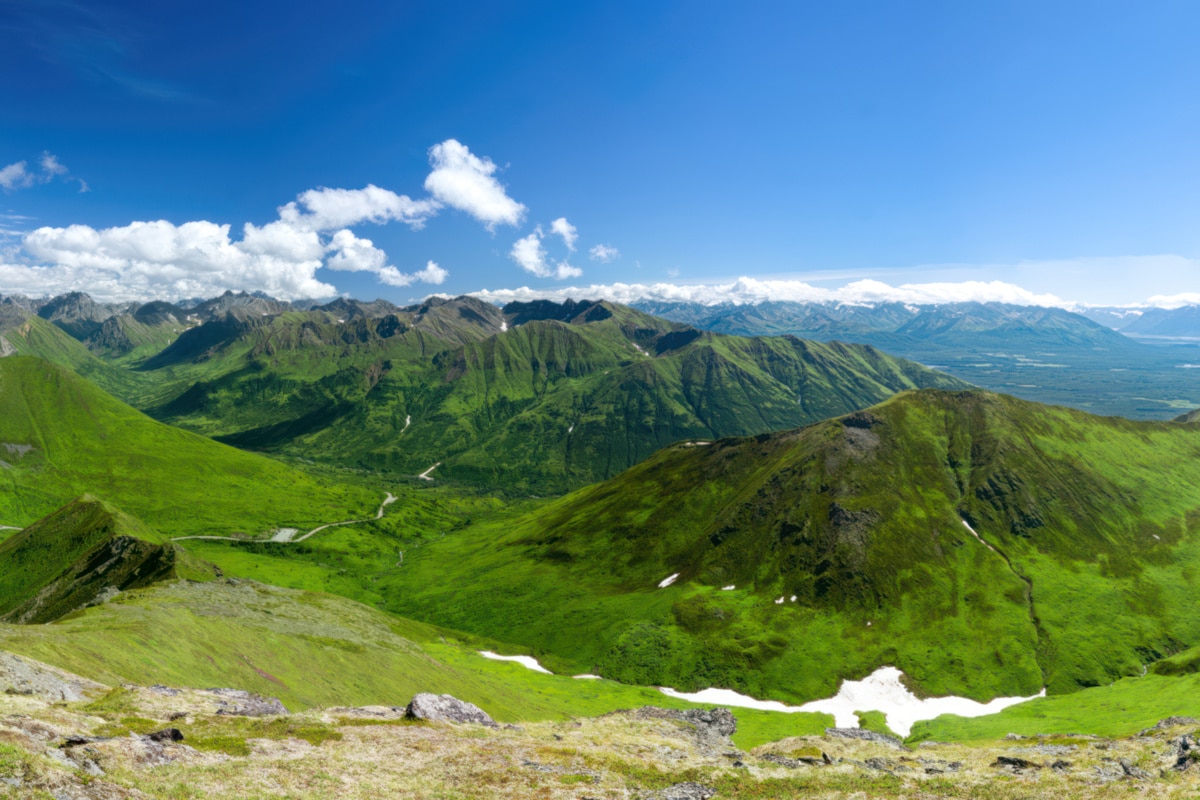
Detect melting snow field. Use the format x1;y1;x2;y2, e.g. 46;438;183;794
661;666;1044;737
478;651;552;674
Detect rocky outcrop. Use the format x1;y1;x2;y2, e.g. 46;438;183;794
643;782;717;800
405;693;496;726
0;651;105;702
208;688;289;716
825;727;904;748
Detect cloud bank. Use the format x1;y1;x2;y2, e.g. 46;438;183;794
0;140;523;302
471;277;1073;308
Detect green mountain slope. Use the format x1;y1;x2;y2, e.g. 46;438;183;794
0;496;215;623
377;389;1200;705
0;578;829;747
148;299;965;492
0;356;377;534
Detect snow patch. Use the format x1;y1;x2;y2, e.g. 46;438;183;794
500;321;508;332
774;596;784;605
961;519;997;553
573;674;602;680
567;424;574;434
479;651;552;674
721;585;735;591
659;666;1043;738
658;573;680;588
795;666;1044;737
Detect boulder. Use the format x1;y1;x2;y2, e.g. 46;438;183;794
405;693;496;727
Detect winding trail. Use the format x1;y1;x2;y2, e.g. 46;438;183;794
170;492;397;544
417;463;440;481
0;525;21;532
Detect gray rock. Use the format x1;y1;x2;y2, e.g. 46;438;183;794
825;727;904;748
992;755;1040;770
1119;757;1151;779
0;651;105;702
405;693;496;727
1174;735;1196;771
645;782;717;800
207;688;288;716
1140;716;1200;736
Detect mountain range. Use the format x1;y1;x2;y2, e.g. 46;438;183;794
634;299;1200;419
1;292;964;492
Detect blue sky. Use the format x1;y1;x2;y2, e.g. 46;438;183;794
2;0;1199;306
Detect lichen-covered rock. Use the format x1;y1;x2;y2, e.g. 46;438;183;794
825;727;903;748
405;693;496;726
207;688;288;716
645;782;717;800
0;650;105;702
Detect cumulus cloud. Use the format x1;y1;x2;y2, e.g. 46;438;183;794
425;139;526;229
279;185;439;232
510;228;581;280
471;277;1073;308
0;138;538;300
589;243;619;263
550;217;577;251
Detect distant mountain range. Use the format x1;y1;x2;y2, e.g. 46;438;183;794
0;292;963;493
632;299;1200;419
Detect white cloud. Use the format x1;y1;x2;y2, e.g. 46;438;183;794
425;139;526;229
0;161;33;191
510;231;548;276
414;260;448;284
279;185;439;232
550;217;577;251
471;277;1073;308
589;243;619;263
1141;292;1200;310
510;228;581;280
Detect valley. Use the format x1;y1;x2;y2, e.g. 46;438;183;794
0;291;1199;797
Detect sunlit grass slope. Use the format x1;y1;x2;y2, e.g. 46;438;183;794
367;389;1200;706
0;579;830;749
0;495;216;623
0;356;377;535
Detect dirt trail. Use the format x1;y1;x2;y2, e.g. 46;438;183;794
171;493;397;544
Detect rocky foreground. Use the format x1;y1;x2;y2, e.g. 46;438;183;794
0;652;1196;799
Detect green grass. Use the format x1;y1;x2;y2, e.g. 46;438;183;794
0;356;379;536
855;710;901;740
325;389;1200;708
0;579;830;749
911;671;1200;741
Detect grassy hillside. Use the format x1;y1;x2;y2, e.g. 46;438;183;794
348;389;1200;706
0;356;378;535
146;299;965;492
0;496;215;623
0;578;830;749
